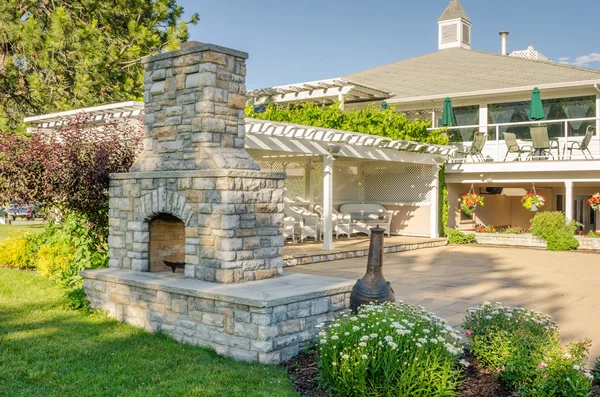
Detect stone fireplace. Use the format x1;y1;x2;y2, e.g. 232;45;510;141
106;43;286;283
83;42;353;364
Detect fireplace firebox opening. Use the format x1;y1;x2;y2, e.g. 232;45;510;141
149;213;185;273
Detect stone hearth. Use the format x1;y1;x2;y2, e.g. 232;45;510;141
83;42;353;363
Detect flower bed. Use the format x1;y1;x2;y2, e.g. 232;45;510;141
464;302;594;397
316;302;464;397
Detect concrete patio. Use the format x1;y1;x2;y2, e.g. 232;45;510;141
289;245;600;363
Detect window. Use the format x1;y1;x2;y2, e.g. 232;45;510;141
556;195;564;212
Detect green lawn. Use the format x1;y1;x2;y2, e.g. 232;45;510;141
0;224;45;242
0;268;297;397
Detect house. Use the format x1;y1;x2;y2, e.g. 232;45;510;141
24;0;600;249
246;0;600;233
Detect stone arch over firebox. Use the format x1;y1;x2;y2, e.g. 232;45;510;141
129;187;197;272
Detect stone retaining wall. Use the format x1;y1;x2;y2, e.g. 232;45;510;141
475;233;600;250
83;269;352;363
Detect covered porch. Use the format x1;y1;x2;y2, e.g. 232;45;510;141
446;160;600;232
245;119;452;251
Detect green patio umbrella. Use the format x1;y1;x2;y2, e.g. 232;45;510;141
529;87;545;121
441;97;456;127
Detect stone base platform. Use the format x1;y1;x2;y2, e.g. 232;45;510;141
82;269;353;363
284;236;448;267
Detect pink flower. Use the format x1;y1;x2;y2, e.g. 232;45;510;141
538;362;548;368
465;330;473;336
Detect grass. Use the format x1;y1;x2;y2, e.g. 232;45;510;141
0;268;298;397
0;223;45;242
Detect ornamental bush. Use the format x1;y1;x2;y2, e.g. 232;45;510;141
446;228;475;244
463;302;593;397
0;233;38;269
317;302;464;397
530;212;579;251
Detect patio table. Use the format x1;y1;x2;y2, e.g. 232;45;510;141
521;137;560;159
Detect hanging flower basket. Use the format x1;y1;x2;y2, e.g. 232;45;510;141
587;193;600;211
461;192;484;212
521;193;546;211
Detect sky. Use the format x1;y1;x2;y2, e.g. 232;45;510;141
179;0;600;90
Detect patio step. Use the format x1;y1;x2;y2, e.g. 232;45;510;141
458;219;475;232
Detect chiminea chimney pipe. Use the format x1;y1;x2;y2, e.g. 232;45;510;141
499;31;509;55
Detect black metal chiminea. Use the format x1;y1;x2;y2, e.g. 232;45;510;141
349;226;395;313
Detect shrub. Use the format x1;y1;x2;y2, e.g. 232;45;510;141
530;212;579;251
463;302;593;397
317;302;464;397
0;232;37;269
446;228;475;244
595;356;600;382
37;214;108;289
587;231;600;238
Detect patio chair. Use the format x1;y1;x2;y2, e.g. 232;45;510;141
283;204;319;242
503;132;532;162
314;204;352;239
566;126;594;160
453;132;486;162
282;217;296;243
528;125;559;160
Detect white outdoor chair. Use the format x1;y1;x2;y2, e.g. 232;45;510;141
282;217;296;243
283;205;319;242
314;204;352;239
566;126;594;160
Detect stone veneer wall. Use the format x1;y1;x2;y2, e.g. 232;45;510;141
83;272;350;363
107;43;286;283
109;170;285;283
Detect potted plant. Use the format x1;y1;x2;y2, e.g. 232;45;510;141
521;193;546;212
461;192;484;212
587;193;600;211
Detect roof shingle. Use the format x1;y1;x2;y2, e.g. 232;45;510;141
438;0;471;23
342;48;600;101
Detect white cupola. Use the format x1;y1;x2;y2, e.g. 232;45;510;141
438;0;472;50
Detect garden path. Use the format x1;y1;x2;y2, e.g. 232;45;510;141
289;245;600;364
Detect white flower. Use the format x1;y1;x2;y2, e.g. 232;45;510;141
361;354;368;360
331;335;339;340
389;342;398;350
418;338;427;344
384;336;393;342
344;332;350;336
342;354;349;360
361;336;369;341
369;333;378;338
459;359;470;367
318;331;326;337
358;342;367;347
485;315;493;320
333;323;341;328
320;339;327;344
350;316;358;321
332;362;337;366
422;329;430;334
416;342;423;348
573;364;581;370
352;326;360;331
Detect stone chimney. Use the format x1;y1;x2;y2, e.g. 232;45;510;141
132;43;258;172
107;44;286;284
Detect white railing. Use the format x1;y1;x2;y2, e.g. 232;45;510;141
427;117;600;162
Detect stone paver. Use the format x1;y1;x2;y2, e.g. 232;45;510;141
289;245;600;363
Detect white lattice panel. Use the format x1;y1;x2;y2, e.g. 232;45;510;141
333;166;361;203
310;165;324;205
363;165;433;203
257;161;306;201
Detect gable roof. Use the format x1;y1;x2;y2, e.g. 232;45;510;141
438;0;471;23
342;48;600;102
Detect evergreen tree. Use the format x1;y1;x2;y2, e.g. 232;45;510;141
0;0;199;131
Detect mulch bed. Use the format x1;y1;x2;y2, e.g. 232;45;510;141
282;349;600;397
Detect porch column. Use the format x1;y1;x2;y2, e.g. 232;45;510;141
596;95;599;153
565;180;574;222
430;165;440;238
338;93;345;111
322;154;335;250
